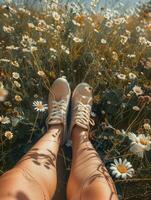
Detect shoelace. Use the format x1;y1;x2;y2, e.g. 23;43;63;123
48;100;67;123
74;102;95;128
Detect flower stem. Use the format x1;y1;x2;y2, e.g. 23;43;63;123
28;112;39;143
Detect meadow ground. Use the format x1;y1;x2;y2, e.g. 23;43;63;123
0;1;151;199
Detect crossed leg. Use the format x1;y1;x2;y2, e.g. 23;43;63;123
0;125;62;200
67;126;118;200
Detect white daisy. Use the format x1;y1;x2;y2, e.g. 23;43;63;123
117;73;126;80
52;11;60;21
0;115;10;124
12;72;20;79
132;106;140;111
61;45;70;54
143;123;150;131
128;132;151;158
49;48;57;53
101;39;107;44
4;131;13;140
33;101;48;112
110;158;134;179
132;86;143;96
73;36;83;43
37;70;45;77
129;73;137;80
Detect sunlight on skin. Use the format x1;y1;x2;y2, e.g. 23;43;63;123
0;126;62;200
67;126;118;200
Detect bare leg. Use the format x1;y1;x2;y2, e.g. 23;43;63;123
0;77;71;200
67;126;118;200
0;125;62;200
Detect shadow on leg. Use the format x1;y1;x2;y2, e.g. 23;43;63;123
67;127;118;200
0;126;62;200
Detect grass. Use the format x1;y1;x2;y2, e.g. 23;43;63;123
0;1;151;199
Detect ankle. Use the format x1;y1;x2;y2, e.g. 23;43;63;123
47;124;63;133
72;125;87;134
72;125;89;140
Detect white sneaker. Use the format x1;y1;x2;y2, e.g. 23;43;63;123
70;83;94;131
46;77;71;143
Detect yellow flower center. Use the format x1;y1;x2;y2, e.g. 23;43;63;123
117;165;128;173
74;15;85;24
37;104;44;110
140;138;148;145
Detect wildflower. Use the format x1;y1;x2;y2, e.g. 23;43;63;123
91;0;99;7
73;37;83;43
105;21;113;28
11;61;19;68
28;23;35;29
61;45;70;54
115;129;126;136
0;116;10;124
56;25;62;31
132;106;140;111
4;131;13;140
132;86;143;96
15;95;22;102
146;40;151;47
107;101;111;104
101;39;107;44
114;17;126;25
3;13;9;18
143;123;151;131
136;26;141;32
13;81;21;88
33;101;48;112
112;51;118;61
129;73;137;80
128;132;151;158
72;14;85;27
37;37;46;44
21;35;36;48
120;35;128;45
52;11;60;21
22;48;30;52
36;20;49;32
6;45;19;50
37;70;45;77
0;59;10;63
117;73;126;80
144;58;151;69
127;54;136;58
0;82;8;102
91;111;96;118
50;2;58;9
50;48;57;53
126;30;131;38
30;46;38;52
139;36;147;45
19;8;29;14
3;25;14;33
12;72;20;79
110;158;134;179
94;29;99;33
